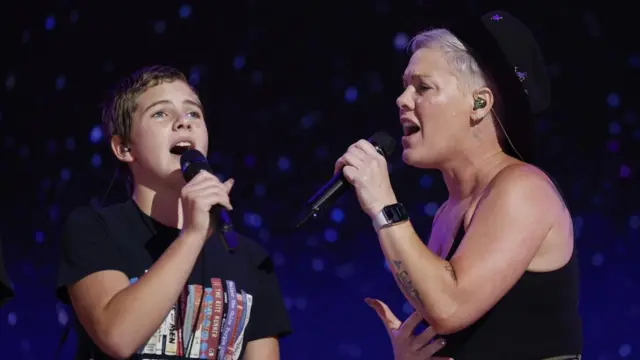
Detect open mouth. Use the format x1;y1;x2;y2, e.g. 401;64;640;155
169;141;195;155
402;122;421;136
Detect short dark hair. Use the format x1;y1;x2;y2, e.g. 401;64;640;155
101;65;189;146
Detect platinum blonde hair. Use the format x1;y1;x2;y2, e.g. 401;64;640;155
408;28;487;91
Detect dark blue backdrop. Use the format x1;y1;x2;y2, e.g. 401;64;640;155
1;0;639;359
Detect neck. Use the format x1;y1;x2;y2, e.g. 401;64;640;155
440;148;512;203
133;183;184;229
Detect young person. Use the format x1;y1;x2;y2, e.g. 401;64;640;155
57;66;291;359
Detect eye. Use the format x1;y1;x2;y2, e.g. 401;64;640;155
151;111;168;119
417;84;431;93
186;111;202;119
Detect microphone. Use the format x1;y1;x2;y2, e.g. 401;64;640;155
180;149;237;251
294;131;397;228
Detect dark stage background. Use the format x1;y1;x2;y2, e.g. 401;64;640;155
1;0;639;359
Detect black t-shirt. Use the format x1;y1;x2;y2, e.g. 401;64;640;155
0;236;14;305
57;199;292;359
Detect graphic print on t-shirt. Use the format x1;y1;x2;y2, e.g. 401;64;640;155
128;276;253;360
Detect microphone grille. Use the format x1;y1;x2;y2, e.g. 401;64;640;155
369;132;396;157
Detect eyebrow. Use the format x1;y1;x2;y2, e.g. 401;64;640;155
402;73;432;82
142;99;203;114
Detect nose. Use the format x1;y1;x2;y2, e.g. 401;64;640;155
396;88;414;111
172;115;192;131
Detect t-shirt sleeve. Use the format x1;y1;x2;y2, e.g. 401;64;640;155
245;247;292;342
0;236;14;304
56;207;123;304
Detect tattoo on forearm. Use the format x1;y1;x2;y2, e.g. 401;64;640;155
445;263;457;282
392;260;424;307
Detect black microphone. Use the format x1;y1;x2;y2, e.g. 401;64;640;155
294;131;397;228
180;149;237;251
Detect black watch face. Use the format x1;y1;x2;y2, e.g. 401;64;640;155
383;204;408;222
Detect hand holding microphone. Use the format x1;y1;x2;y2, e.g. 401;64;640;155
180;149;235;248
295;132;396;227
180;171;234;238
335;136;398;218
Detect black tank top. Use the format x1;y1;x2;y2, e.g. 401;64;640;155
433;225;583;359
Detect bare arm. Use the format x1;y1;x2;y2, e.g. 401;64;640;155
69;229;206;359
243;337;280;360
377;166;563;334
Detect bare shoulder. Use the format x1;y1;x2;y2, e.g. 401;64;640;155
479;163;566;225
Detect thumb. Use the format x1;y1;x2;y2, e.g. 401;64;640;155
223;178;235;193
365;298;402;331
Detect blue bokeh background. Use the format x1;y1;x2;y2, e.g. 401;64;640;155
1;0;639;359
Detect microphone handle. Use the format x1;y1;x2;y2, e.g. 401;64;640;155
209;205;237;251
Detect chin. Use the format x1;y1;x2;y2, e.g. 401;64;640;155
402;148;438;169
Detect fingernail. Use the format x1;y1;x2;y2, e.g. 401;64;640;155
364;298;374;306
438;339;446;345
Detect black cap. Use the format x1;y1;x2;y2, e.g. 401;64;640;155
443;10;550;161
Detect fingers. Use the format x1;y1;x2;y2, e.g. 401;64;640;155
398;311;424;337
414;325;437;345
334;141;376;174
223;178;235;193
365;298;402;331
181;172;234;211
354;139;382;157
185;187;233;211
417;338;448;358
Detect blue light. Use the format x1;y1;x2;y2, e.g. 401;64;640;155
419;174;433;188
233;55;246;70
324;228;338;242
630;215;640;230
60;168;71;181
45;15;56;30
65;137;75;150
244;155;256;168
154;21;166;34
91;154;102;168
424;201;439;216
312;258;324;272
384;259;391;272
35;232;44;244
243;212;262;228
606;93;620;108
277;156;290;171
608;122;621;135
394;32;409;50
330;208;345;224
254;183;266;197
55;75;66;90
90;125;102;143
179;4;192;19
69;10;79;23
344;86;358;103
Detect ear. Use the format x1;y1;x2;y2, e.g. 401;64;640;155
470;87;494;125
110;135;135;164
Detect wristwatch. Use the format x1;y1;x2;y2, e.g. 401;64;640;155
372;203;409;232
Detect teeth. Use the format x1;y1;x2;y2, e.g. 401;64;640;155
175;141;193;147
